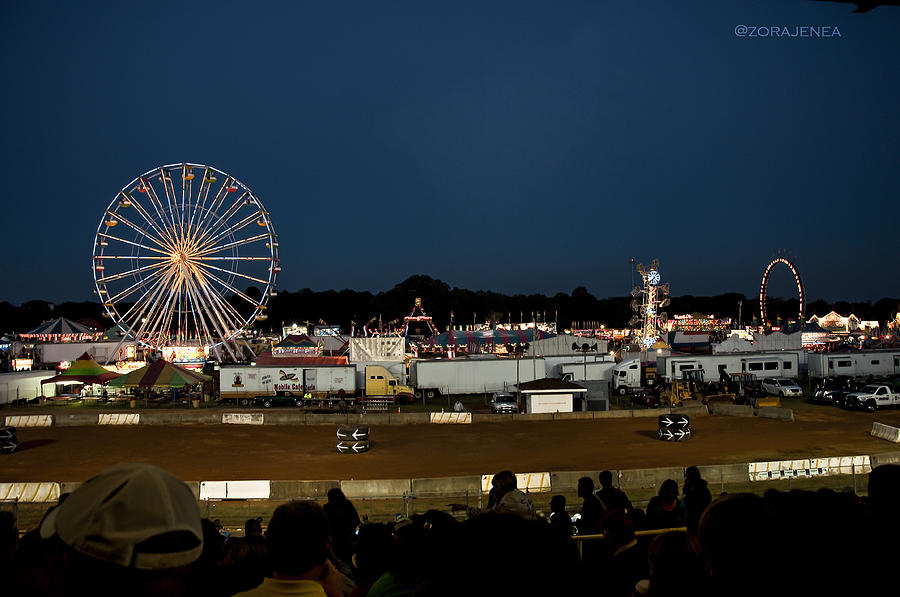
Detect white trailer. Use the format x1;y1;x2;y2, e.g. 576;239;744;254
36;342;138;365
408;357;546;398
560;360;617;383
656;352;800;383
0;371;57;404
218;365;357;405
808;351;900;381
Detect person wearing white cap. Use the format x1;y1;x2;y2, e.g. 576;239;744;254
34;462;204;596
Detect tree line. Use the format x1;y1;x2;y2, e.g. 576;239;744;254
1;275;897;335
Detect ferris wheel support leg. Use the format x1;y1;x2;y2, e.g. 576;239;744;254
104;333;131;366
239;339;255;362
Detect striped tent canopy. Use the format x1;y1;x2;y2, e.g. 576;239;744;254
40;352;120;386
275;334;319;349
425;328;556;348
106;359;211;388
20;317;100;341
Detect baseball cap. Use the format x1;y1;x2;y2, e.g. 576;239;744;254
40;462;203;570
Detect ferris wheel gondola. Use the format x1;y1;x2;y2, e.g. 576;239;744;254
92;163;279;359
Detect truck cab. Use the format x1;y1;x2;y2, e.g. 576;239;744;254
846;385;899;412
364;365;415;403
612;358;655;395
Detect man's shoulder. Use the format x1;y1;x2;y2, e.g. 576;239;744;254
234;578;327;597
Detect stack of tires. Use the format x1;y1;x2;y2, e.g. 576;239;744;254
0;426;17;454
336;425;370;453
657;414;691;441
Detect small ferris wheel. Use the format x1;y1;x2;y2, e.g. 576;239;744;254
628;259;671;350
92;163;279;360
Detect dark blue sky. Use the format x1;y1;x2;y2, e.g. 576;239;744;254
1;1;897;305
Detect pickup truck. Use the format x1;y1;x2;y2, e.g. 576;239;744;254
844;385;900;412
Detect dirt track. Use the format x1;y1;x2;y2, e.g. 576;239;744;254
3;404;900;483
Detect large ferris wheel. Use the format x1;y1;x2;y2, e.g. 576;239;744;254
759;254;804;325
92;163;279;360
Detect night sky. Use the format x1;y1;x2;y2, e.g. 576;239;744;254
1;1;897;306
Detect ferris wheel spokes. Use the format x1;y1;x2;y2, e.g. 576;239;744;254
195;261;269;286
104;210;173;253
192;192;254;249
196;233;271;257
103;263;171;303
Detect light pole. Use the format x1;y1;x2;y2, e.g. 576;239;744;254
572;342;598;411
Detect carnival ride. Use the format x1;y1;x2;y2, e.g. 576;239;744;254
628;259;671;350
402;298;438;339
92;163;279;361
759;254;804;326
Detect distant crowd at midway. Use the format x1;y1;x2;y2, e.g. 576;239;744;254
2;461;898;596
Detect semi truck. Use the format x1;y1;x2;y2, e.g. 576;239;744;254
216;364;414;407
217;365;357;407
611;358;657;395
407;357;546;398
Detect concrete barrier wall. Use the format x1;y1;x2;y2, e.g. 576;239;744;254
142;412;221;425
708;403;755;417
411;476;481;496
619;466;686;489
757;407;794;422
473;414;514;424
513;413;554;422
53;413;99;427
672;405;709;417
871;422;900;443
270;480;340;500
593;410;633;419
341;478;412;498
550;470;606;492
695;463;748;484
870;450;900;467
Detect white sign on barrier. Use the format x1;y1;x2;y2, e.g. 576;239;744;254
98;413;140;425
749;454;872;481
199;480;270;500
222;413;265;425
429;412;472;424
481;472;551;493
871;422;900;443
4;415;53;427
0;482;60;503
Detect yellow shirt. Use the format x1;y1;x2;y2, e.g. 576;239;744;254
233;578;327;597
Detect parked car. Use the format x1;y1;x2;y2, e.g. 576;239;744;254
490;392;518;414
811;377;856;405
630;387;661;408
761;377;803;397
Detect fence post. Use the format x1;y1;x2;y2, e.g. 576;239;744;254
852;462;856;494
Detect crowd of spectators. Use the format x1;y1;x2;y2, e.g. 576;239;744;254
3;462;898;596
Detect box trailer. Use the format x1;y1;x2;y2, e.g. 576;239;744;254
656;352;800;383
218;365;356;406
408;357;546;398
808;351;900;381
0;371;57;404
559;361;617;383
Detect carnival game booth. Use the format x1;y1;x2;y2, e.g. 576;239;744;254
39;352;120;400
107;359;212;405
